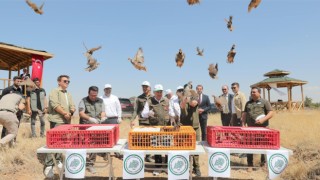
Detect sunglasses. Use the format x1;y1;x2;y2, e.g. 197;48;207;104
222;89;227;90
231;87;237;89
63;80;70;84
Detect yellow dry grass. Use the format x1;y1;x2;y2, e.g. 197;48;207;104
0;110;319;180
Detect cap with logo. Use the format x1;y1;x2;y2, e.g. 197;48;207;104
154;84;163;92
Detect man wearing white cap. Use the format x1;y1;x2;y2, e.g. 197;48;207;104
100;84;122;124
130;81;152;127
141;84;169;175
165;89;181;125
131;81;153;163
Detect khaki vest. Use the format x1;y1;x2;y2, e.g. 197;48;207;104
30;89;46;111
79;97;104;124
147;97;169;125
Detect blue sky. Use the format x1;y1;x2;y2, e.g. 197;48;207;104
1;0;319;105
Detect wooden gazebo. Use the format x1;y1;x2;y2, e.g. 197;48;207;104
0;42;53;88
251;69;308;111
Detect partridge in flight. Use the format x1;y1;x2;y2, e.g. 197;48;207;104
128;47;147;71
175;49;185;68
208;63;218;79
248;0;261;13
227;44;236;63
196;47;204;56
83;42;102;56
187;0;200;5
85;55;100;72
26;0;45;15
224;16;233;31
83;43;101;72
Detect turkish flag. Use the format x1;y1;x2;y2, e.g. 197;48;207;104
31;55;44;83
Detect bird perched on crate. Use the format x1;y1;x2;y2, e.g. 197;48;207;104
208;63;218;79
196;47;204;56
248;0;262;13
26;0;45;15
175;49;185;68
83;43;101;72
227;44;236;63
224;16;234;31
128;47;147;71
187;0;200;5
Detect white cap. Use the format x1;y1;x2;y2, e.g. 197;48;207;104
165;89;172;95
141;81;150;87
104;84;112;89
176;86;184;90
154;84;163;91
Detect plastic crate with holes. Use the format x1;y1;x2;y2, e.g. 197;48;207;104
206;126;280;149
128;126;196;150
46;124;119;148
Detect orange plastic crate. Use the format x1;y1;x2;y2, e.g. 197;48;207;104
46;124;119;149
207;126;280;149
128;126;196;150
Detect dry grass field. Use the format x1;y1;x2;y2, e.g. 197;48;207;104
0;110;320;180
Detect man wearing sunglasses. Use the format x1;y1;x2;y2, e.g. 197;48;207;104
231;82;247;126
219;85;234;126
43;75;76;178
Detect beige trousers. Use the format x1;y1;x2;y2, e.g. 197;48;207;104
0;111;19;145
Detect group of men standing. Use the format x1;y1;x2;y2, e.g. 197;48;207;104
130;81;212;177
0;72;273;177
218;82;273;172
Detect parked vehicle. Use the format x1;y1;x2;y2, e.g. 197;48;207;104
119;98;134;118
208;103;219;114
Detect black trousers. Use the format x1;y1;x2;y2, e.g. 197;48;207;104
221;113;232;126
199;116;208;141
247;154;266;167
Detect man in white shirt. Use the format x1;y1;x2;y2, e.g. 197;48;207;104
100;84;122;124
165;89;181;125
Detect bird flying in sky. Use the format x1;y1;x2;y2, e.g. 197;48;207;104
26;0;45;15
128;47;147;71
175;49;185;68
208;63;218;79
227;44;236;63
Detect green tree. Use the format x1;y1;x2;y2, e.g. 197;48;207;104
304;96;313;108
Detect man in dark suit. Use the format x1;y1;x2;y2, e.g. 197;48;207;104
196;84;211;141
219;85;234;126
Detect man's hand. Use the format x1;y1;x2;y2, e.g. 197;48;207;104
64;113;71;122
130;120;136;128
117;117;122;124
88;117;99;124
170;116;176;126
27;109;32;115
198;108;204;114
148;110;155;117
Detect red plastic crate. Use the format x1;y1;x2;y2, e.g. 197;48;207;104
46;124;119;149
207;126;280;149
